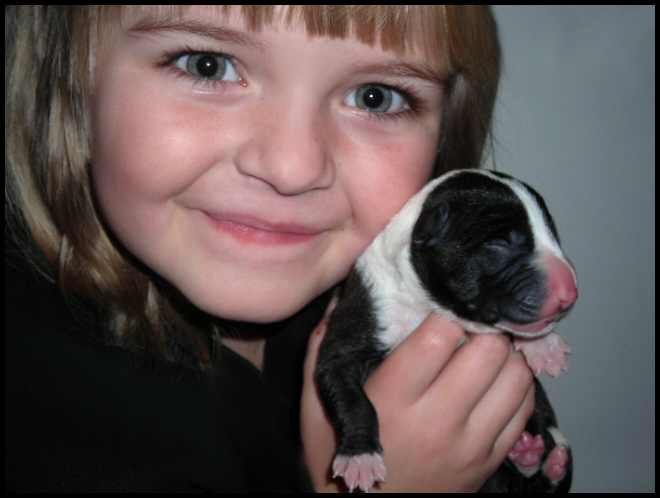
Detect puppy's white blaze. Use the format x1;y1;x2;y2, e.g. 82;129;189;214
483;173;550;248
480;171;576;284
356;176;449;352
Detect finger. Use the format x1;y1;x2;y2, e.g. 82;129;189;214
302;316;329;387
365;314;466;404
472;349;534;442
428;333;511;421
301;319;331;447
491;380;536;464
300;316;342;491
301;294;337;378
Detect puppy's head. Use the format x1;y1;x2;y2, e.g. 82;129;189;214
410;170;577;336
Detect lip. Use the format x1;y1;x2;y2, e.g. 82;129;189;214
202;211;326;245
498;309;569;337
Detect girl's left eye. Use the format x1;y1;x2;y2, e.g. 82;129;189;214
174;53;240;82
344;84;407;113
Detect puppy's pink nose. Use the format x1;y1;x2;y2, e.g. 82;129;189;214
539;255;578;319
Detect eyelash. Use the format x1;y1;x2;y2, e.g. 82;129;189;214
157;47;427;121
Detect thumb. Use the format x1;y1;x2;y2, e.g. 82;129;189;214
303;315;329;381
301;299;342;492
303;293;338;376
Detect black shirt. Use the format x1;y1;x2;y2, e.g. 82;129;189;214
5;249;328;492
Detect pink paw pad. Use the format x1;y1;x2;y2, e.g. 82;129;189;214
508;431;545;467
333;453;386;492
542;444;570;482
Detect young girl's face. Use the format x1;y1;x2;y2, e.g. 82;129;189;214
91;7;445;322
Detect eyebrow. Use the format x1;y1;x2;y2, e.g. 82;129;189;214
350;61;449;87
127;17;266;50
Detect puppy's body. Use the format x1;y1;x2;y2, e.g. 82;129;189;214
316;170;577;492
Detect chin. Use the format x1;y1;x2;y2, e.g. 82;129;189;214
186;289;313;325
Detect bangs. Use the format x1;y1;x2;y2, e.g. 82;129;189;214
116;5;453;71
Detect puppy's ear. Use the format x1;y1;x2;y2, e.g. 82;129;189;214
412;201;450;248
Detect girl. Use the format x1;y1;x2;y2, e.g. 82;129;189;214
6;6;534;492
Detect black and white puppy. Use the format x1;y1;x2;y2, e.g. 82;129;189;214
316;169;577;492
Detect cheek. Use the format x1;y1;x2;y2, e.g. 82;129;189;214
343;127;438;242
90;67;230;248
93;84;195;206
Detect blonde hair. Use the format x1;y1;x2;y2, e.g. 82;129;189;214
6;5;500;366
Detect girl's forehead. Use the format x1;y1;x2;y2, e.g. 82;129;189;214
120;5;451;68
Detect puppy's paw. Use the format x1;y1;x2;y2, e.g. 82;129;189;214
542;427;571;483
542;443;570;482
513;332;571;378
508;431;545;477
509;427;571;485
333;452;386;492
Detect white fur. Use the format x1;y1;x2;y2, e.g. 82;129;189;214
515;461;542;478
548;426;570;448
355;172;487;351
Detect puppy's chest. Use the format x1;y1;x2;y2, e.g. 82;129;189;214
372;295;433;353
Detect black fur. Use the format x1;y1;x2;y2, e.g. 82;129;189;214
410;171;547;327
316;269;388;459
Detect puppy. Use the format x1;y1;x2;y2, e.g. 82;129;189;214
316;169;577;492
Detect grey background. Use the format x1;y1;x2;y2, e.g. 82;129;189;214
488;6;655;492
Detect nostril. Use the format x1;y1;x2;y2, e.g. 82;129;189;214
559;300;575;313
559;286;578;312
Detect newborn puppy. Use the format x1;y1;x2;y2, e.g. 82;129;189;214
316;169;577;492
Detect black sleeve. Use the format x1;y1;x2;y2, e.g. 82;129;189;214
5;251;314;492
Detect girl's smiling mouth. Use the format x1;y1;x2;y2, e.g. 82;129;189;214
202;211;328;245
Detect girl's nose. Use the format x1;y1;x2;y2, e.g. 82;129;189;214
234;97;334;196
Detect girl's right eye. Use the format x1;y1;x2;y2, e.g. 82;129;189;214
173;52;240;83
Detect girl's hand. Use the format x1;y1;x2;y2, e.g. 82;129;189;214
301;313;535;492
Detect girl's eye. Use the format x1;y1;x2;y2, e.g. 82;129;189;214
345;84;407;113
174;53;240;82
